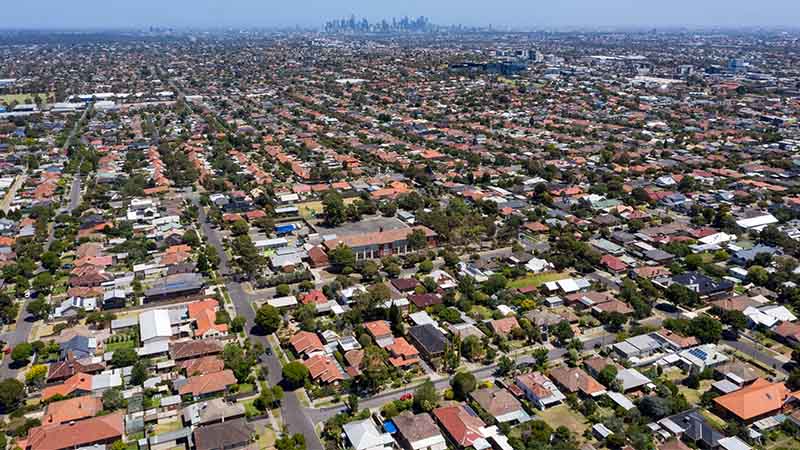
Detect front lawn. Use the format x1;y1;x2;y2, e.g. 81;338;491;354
536;404;590;437
509;272;571;290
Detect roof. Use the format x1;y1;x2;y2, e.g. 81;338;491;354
490;317;520;336
324;225;435;250
393;412;444;443
169;339;223;360
23;412;124;450
42;396;102;425
290;331;324;356
365;320;392;338
193;418;253;450
713;378;791;421
303;355;344;383
408;324;448;355
179;355;225;376
471;386;524;418
343;419;395;450
188;299;228;337
433;404;487;447
42;372;94;400
548;367;606;396
178;369;236;397
139;309;172;342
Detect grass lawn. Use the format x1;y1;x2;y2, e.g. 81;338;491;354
536;404;590;437
153;419;183;435
0;93;51;104
256;424;277;450
509;272;570;290
699;409;727;430
106;339;136;353
296;198;358;219
243;399;261;417
236;383;255;395
678;380;714;405
470;305;493;320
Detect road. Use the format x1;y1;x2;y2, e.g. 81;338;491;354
189;192;324;450
0;175;25;213
722;338;790;376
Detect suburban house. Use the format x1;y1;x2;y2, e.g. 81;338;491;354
470;386;531;424
323;226;437;260
18;412;124;450
392;412;447;450
548;367;607;398
433;404;488;449
343;419;396;450
514;372;566;410
408;324;448;361
178;369;237;399
193;418;254;450
713;378;794;423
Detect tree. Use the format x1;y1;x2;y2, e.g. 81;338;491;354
532;347;549;370
282;361;309;389
451;372;477;400
407;229;428;251
276;434;306;450
223;343;255;383
130;360;149;385
688;315;722;344
328;244;355;271
11;343;33;365
638;396;672;419
32;272;54;296
255;304;282;334
110;347;138;368
347;393;359;412
0;378;25;412
597;365;618;388
747;266;769;286
497;355;515;375
231;219;249;236
665;283;699;307
551;320;573;345
26;298;51;320
322;192;347;226
484;274;508;294
102;388;126;411
41;251;60;273
461;335;484;361
25;364;47;387
231;316;246;333
413;380;439;412
109;441;127;450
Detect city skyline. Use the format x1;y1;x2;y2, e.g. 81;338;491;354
6;0;800;29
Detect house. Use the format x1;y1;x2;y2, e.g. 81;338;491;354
46;356;105;383
343;419;396;450
616;368;651;392
188;299;229;339
170;339;223;361
391;278;420;292
18;412;124;450
489;317;520;338
193;418;254;450
140;309;173;345
548;367;606;398
393;412;447;450
433;404;488;449
408;324;448;360
178;369;237;399
144;272;204;301
365;320;395;348
713;378;792;423
289;331;325;358
42;371;122;400
180;355;225;376
660;409;724;448
41;396;102;425
669;271;733;299
183;398;246;426
386;337;420;368
60;335;97;360
470;386;531;424
408;293;442;308
303;355;344;384
515;372;566;409
676;344;729;371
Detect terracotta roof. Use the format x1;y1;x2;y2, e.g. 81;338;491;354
179;369;236;397
433;404;486;447
42;372;93;400
300;290;328;305
22;412;124;450
188;299;228;337
324;225;435;250
490;317;520;337
303;355;344;383
179;355;225;376
289;331;324;356
548;367;606;396
169;339;223;361
713;378;791;420
364;320;392;338
42;396;102;425
471;387;524;418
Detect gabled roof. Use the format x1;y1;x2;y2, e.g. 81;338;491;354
433;404;486;447
178;369;236;397
193;418;253;450
42;396;102;425
22;412;124;450
343;419;395;450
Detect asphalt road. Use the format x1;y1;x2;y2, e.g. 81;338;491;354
191;193;324;450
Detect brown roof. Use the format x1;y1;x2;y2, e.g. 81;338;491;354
22;412;124;450
471;387;523;417
713;378;791;420
407;293;442;308
710;295;758;312
47;358;104;383
658;439;692;450
179;369;237;397
324;225;435;250
304;355;344;383
548;367;606;396
490;317;520;337
179;355;225;376
193;418;253;450
169;339;223;361
393;412;442;443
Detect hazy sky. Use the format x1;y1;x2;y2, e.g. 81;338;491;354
7;0;800;29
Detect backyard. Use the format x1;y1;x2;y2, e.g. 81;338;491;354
509;272;571;290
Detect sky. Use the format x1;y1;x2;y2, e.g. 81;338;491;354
6;0;800;29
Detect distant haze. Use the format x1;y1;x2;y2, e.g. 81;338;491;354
7;0;800;29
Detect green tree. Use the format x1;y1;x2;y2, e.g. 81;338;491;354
407;229;428;251
130;360;149;385
26;298;51;320
102;388;126;411
0;378;24;412
10;343;33;365
322;192;347;226
255;304;282;334
451;372;477;400
24;364;47;387
110;347;138;368
41;251;60;273
413;380;439;412
282;361;309;389
328;244;355;271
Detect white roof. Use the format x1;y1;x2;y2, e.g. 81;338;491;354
736;214;778;230
557;278;580;293
343;419;395;450
699;232;735;245
268;296;298;308
409;311;436;326
139;309;172;342
743;306;779;327
606;391;635;410
718;437;752;450
760;305;797;322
